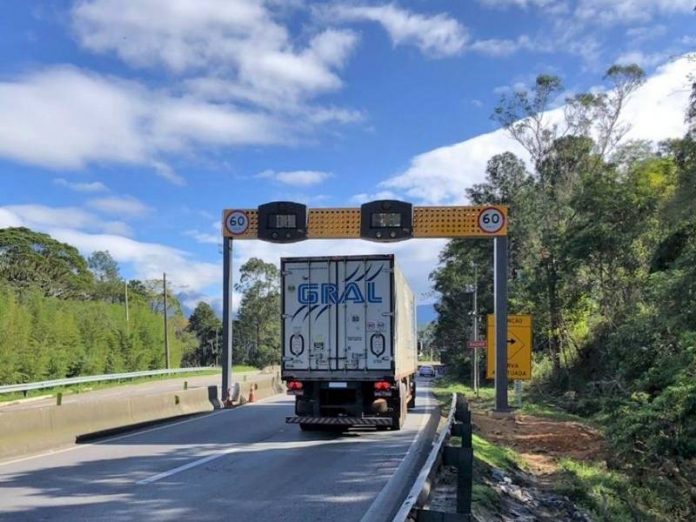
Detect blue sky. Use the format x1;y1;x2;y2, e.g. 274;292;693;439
0;0;694;311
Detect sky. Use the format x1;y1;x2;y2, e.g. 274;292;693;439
0;0;694;314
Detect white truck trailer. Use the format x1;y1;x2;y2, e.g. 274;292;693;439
282;255;417;430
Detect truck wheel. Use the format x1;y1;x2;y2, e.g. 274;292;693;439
300;423;318;431
407;379;416;409
391;382;407;430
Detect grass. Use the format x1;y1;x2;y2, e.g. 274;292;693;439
433;376;590;423
557;458;696;522
0;365;257;404
472;433;524;471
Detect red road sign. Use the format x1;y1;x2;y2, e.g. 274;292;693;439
467;340;487;349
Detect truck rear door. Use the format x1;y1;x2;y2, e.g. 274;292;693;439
283;259;334;372
337;258;392;372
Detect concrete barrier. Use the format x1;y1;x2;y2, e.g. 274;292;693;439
238;373;284;403
0;373;282;461
0;386;216;460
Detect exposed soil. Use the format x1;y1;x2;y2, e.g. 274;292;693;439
473;410;606;475
425;399;607;521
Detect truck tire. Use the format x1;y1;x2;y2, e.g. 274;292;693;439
391;382;407;430
407;378;416;409
300;423;318;431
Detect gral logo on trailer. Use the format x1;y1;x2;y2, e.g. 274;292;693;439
298;282;383;305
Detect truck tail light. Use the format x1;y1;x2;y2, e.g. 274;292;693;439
374;381;391;391
287;380;303;390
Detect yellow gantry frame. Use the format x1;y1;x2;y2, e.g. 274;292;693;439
222;205;509;239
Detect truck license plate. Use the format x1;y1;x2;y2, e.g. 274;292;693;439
328;382;347;388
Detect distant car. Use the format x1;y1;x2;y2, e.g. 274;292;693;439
419;365;435;377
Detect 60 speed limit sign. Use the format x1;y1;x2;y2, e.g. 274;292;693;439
225;210;250;235
477;207;505;234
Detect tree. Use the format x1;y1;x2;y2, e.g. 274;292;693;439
88;250;123;303
490;64;644;370
0;227;93;298
234;258;280;368
186;301;222;366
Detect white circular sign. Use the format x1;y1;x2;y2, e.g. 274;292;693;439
478;207;505;234
225;210;249;235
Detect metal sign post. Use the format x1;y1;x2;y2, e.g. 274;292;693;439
494;236;509;411
221;237;234;403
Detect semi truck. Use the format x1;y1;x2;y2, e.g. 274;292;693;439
281;255;418;431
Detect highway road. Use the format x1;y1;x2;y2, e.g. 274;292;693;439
0;379;438;521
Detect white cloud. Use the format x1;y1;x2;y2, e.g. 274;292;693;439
0;205;219;293
616;50;670;69
0;209;24;229
478;0;557;7
2;204;133;236
379;54;695;205
349;190;399;204
0;67;284;177
87;196;151;218
257;169;333;187
54;178;109;192
73;0;357;107
574;0;692;25
54;228;220;292
381;131;526;204
326;4;468;57
185;229;220;245
470;35;540;57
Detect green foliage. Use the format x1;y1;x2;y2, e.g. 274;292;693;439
433;63;696;517
473;433;523;471
0;227;94;298
88;250;124;303
233;257;281;368
185;301;222;366
0;281;191;384
557;458;691;522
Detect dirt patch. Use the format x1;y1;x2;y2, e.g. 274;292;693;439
473;411;606;474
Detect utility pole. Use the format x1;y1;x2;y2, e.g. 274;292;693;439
472;261;479;397
124;280;129;334
163;272;170;369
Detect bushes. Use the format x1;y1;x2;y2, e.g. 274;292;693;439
0;283;188;384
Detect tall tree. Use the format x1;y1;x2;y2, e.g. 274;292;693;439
233;258;280;368
0;227;93;298
186;301;222;366
88;250;123;303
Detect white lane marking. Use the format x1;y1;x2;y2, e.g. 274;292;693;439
0;393;288;469
136;437;363;485
136;448;240;485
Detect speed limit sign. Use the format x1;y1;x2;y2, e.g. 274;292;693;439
225;210;249;235
477;207;505;234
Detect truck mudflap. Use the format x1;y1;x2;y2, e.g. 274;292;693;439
286;416;392;426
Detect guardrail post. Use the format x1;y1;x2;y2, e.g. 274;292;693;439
457;400;472;517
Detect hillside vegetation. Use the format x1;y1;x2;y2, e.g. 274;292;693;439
431;62;696;518
0;228;281;384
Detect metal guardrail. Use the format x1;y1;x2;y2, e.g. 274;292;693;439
0;367;221;395
394;393;473;522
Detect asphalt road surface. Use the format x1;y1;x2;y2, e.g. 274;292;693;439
0;379;438;522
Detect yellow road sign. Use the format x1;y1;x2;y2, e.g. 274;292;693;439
486;314;532;380
222;205;508;239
